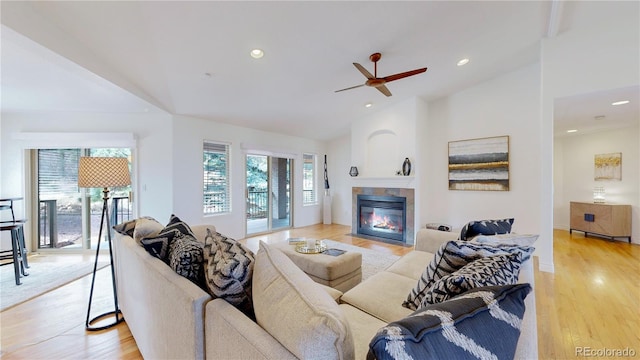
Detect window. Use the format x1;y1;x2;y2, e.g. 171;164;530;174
303;153;316;205
203;141;231;214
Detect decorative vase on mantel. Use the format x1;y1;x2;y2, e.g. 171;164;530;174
349;166;359;177
402;158;411;176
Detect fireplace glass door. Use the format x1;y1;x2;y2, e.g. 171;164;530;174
357;195;406;242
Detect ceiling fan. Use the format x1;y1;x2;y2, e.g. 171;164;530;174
335;52;427;97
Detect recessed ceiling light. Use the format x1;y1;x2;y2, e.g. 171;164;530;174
457;58;470;66
567;129;578;133
250;49;264;59
365;102;373;108
611;100;629;106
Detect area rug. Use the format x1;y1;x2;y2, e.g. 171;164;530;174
0;256;108;311
321;240;400;281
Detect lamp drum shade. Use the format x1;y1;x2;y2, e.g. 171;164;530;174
78;157;131;188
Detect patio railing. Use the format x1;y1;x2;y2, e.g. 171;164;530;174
247;189;268;219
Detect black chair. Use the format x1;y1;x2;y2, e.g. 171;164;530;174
0;223;29;285
0;197;30;285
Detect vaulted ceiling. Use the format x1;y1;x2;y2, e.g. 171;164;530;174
1;1;637;141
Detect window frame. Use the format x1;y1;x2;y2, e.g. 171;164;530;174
302;153;317;206
203;140;231;215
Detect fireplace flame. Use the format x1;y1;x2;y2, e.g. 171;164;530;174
365;211;401;232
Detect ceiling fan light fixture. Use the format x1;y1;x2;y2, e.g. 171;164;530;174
611;100;629;106
250;49;264;59
457;58;470;66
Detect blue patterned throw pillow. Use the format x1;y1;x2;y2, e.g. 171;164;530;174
139;214;196;262
112;218;137;237
403;240;534;310
140;234;174;260
203;229;255;319
421;252;523;305
168;233;204;286
370;284;531;360
158;214;196;240
459;218;515;241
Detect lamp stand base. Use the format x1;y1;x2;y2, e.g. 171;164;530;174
86;310;124;331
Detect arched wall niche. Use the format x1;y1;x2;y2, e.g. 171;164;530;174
366;129;398;177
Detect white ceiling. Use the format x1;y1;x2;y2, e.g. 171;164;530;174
1;1;637;141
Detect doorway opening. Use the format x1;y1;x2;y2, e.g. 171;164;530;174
246;154;292;235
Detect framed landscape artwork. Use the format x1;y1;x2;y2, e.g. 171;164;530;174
594;152;622;180
448;135;510;191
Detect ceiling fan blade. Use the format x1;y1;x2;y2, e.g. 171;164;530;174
382;67;427;83
376;85;392;97
335;84;365;93
353;63;374;79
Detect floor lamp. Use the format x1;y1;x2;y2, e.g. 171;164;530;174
78;156;131;331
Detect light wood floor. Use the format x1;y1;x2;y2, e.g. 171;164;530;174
1;225;638;359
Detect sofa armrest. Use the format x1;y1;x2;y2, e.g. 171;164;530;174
205;299;297;360
113;233;212;360
414;228;459;253
514;256;538;360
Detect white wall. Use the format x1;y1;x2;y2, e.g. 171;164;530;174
171;115;326;240
350;97;418;178
423;64;542;242
327;134;352;226
554;126;639;242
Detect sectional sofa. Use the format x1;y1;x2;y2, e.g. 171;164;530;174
113;225;537;359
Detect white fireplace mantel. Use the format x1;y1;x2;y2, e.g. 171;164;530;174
350;176;415;189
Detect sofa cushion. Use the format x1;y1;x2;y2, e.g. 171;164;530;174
253;241;355;360
421;252;523;305
132;217;164;244
385;250;433;280
369;284;532;360
471;233;539;247
403;240;534;310
341;271;415;323
459;218;514;241
203;229;255;318
168;233;204;286
339;304;387;360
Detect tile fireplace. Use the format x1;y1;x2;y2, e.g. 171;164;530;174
352;187;415;245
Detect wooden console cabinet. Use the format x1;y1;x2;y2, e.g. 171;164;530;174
570;202;632;242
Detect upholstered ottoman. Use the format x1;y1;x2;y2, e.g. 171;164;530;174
271;241;362;292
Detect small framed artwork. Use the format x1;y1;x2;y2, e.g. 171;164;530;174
594;152;622;180
448;135;509;191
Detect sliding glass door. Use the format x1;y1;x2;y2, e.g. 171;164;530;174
246;154;292;235
36;148;132;251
